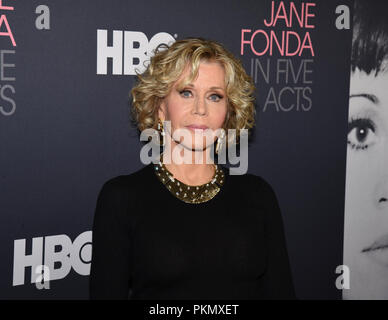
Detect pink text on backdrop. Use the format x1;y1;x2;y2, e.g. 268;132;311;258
241;1;315;56
0;0;16;47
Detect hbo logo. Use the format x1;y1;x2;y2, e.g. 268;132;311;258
96;29;176;75
13;231;92;286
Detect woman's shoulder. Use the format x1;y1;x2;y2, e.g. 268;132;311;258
222;167;279;202
223;166;274;190
97;163;153;196
223;168;278;210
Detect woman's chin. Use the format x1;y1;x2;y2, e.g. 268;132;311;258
171;140;214;152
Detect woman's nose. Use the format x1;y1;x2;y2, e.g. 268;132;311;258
193;96;207;115
375;176;388;210
374;143;388;210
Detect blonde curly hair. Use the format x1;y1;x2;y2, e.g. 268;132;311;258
130;37;256;146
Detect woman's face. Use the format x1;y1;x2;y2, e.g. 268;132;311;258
158;60;228;153
344;67;388;298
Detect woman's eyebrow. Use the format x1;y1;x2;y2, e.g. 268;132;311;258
185;83;225;91
349;93;379;105
209;86;225;91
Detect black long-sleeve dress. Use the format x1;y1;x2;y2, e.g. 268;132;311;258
89;163;296;300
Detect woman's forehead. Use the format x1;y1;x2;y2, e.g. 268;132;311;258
174;61;226;87
350;68;388;100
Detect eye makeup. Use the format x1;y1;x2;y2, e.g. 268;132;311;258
347;107;379;151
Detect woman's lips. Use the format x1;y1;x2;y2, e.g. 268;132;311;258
362;234;388;267
185;125;209;130
362;234;388;253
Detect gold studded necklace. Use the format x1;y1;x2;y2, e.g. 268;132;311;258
153;154;225;204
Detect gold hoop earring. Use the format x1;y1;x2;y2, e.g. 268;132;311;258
216;129;226;154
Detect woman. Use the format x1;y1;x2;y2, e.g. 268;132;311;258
89;37;296;300
343;0;388;299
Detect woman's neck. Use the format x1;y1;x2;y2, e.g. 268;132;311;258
161;145;216;186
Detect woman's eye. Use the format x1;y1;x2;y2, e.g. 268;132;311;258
179;90;192;98
347;117;377;150
209;94;223;102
